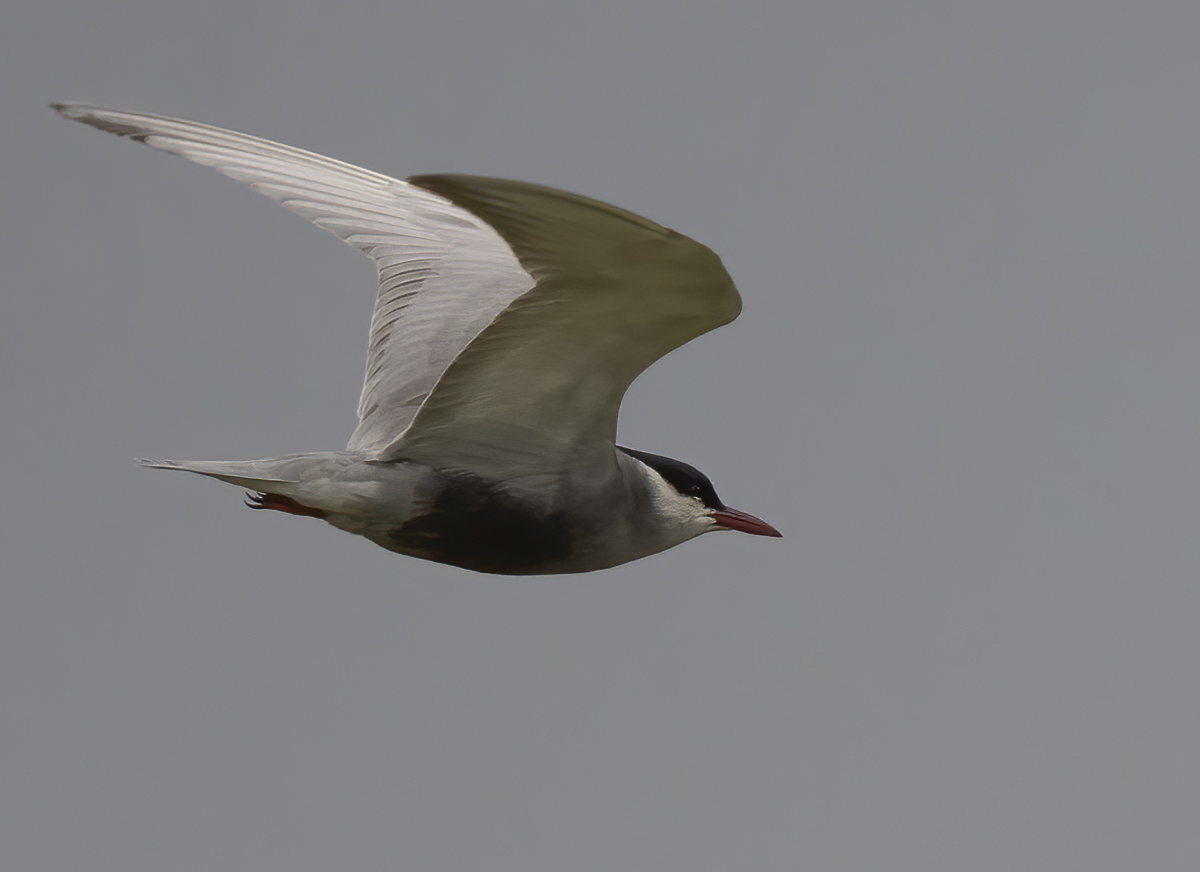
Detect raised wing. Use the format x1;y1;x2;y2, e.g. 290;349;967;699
387;175;742;470
52;104;533;454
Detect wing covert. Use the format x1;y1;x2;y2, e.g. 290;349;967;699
385;175;742;469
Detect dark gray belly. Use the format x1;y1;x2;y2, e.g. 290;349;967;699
382;471;574;574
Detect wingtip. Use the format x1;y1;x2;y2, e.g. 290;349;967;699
50;101;93;120
51;103;152;140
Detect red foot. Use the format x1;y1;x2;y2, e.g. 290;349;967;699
244;492;327;519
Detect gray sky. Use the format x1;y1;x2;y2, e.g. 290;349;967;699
5;1;1200;869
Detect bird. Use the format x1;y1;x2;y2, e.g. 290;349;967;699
54;103;781;574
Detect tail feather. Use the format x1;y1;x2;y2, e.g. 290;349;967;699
137;457;295;492
135;453;387;519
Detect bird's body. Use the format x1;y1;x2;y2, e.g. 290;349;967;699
56;104;780;574
141;449;704;574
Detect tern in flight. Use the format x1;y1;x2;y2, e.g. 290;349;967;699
55;104;780;574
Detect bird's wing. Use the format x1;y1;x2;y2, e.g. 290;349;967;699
53;104;533;455
385;174;742;472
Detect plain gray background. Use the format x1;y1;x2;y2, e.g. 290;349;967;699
4;1;1200;869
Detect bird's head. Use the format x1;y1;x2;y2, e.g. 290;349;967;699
619;447;781;540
